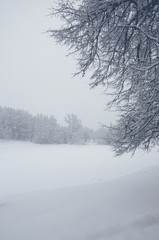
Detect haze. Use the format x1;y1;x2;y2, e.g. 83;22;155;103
0;0;116;129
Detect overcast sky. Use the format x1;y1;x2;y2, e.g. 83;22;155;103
0;0;116;129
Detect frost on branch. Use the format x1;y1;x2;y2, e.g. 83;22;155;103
49;0;159;154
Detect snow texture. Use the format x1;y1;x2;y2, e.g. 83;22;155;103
0;141;159;239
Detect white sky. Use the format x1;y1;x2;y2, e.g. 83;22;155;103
0;0;116;129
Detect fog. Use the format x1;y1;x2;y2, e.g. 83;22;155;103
0;0;116;129
0;2;159;239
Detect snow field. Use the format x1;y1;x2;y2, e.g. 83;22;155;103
0;141;158;197
0;141;159;239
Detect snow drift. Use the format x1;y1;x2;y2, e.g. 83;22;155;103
0;167;159;239
0;141;159;239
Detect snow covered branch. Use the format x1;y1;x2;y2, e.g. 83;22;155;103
49;0;159;154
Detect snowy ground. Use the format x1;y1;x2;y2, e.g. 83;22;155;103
0;141;159;239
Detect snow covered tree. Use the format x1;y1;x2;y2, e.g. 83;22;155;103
32;114;59;144
65;114;83;143
49;0;159;154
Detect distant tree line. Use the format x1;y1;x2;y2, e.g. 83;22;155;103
0;106;109;145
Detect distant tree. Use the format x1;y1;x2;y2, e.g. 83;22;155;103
65;114;83;143
59;126;70;144
0;107;33;141
32;114;59;144
33;114;48;144
0;107;6;139
93;127;110;145
11;110;30;141
49;0;159;154
48;115;59;143
0;106;102;146
81;127;94;143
